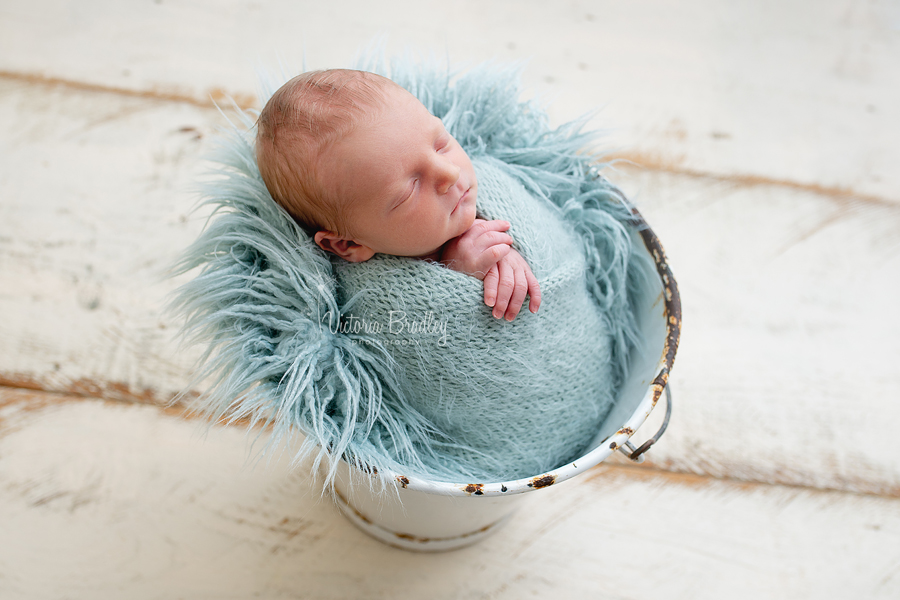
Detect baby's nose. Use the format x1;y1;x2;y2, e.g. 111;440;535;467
436;159;461;194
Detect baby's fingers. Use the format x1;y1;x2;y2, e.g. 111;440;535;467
461;219;510;243
478;219;511;233
474;243;511;277
472;230;513;251
483;264;500;307
526;266;541;313
503;267;530;321
492;260;515;319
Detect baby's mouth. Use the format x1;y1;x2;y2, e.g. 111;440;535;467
451;187;471;215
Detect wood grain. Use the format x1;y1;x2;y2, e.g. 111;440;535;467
1;389;897;599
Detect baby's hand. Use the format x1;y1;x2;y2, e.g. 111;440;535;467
440;219;514;279
483;249;541;321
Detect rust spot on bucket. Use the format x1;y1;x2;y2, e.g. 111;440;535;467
649;381;667;406
528;474;556;489
633;208;682;386
617;427;634;436
397;476;410;488
463;483;485;495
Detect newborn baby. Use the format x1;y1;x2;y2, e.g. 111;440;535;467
256;69;540;321
251;68;622;481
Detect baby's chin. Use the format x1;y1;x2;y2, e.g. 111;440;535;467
457;200;477;233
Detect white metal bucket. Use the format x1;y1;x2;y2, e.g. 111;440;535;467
333;208;681;552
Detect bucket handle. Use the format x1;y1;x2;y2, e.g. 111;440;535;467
618;385;673;463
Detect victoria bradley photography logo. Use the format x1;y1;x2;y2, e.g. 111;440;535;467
323;310;449;346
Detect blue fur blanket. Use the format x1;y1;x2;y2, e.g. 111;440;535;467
170;57;647;485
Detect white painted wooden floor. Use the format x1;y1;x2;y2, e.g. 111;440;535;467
1;1;898;598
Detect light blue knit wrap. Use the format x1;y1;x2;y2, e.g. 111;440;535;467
170;57;648;486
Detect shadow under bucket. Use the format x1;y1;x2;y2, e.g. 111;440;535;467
332;207;682;552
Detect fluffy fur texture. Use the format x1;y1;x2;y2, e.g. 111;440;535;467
169;56;648;486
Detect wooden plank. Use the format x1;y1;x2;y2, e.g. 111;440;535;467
1;0;897;202
608;167;900;497
0;78;217;403
2;389;898;599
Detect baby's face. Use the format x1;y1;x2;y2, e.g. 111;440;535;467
319;85;477;259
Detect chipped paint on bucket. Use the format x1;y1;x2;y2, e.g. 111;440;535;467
333;462;526;551
334;206;681;552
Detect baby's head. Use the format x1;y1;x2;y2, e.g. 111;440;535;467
256;69;477;262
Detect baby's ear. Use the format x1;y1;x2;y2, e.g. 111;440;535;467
314;231;375;262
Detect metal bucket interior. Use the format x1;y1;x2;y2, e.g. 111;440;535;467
333;210;681;552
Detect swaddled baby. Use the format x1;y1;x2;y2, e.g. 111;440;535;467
256;70;616;480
